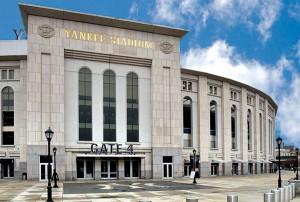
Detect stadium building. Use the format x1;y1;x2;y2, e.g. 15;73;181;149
0;4;277;181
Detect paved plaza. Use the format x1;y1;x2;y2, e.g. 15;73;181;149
1;170;300;201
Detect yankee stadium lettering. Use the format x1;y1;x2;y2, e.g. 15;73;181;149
65;29;153;49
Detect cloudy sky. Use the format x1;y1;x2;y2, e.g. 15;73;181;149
1;0;300;147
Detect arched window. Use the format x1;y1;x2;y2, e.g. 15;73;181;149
183;96;192;147
2;86;14;145
78;67;92;141
127;72;139;142
247;109;252;150
259;113;263;151
210;100;217;148
103;70;116;141
231;105;237;149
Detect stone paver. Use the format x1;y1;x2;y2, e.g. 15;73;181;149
0;170;299;201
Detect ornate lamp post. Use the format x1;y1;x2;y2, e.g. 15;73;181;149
193;149;197;184
45;127;54;202
52;147;58;188
296;148;299;180
276;137;282;188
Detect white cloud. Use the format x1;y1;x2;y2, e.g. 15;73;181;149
182;40;300;146
130;2;138;15
180;0;198;15
257;0;282;43
277;73;300;146
151;0;282;43
208;0;282;42
295;40;300;64
288;2;300;22
129;2;138;19
209;0;240;23
152;0;184;25
181;40;277;92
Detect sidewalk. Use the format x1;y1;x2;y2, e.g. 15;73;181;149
0;170;299;201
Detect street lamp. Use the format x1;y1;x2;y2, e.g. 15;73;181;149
193;149;197;184
276;137;282;188
296;148;299;180
45;127;54;202
52;147;58;188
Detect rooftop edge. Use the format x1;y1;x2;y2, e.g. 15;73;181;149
19;3;188;38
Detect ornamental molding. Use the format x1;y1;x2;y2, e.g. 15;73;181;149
37;24;55;38
160;41;173;54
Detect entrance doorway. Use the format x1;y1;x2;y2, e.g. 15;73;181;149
39;156;52;181
184;163;192;177
248;163;253;174
101;159;117;179
125;158;139;178
162;156;173;179
3;162;14;178
77;158;94;179
211;163;218;176
232;163;238;175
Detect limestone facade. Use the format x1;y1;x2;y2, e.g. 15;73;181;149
0;4;277;180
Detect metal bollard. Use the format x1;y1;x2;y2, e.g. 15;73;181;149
264;193;274;202
271;189;281;202
284;185;290;202
291;183;296;198
186;198;198;202
289;184;293;200
278;187;285;202
227;194;238;202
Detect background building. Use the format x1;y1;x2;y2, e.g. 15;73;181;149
0;4;277;181
275;144;298;170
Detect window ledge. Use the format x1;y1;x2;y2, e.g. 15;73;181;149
231;149;238;151
1;145;15;147
102;141;117;144
0;79;19;82
210;148;219;150
77;141;94;144
125;142;140;145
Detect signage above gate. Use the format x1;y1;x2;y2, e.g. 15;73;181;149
90;143;134;155
64;29;153;49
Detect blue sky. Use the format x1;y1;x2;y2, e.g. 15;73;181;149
1;0;300;147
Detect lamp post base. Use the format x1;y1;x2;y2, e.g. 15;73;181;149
46;185;53;202
278;179;282;188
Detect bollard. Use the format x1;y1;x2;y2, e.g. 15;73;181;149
291;183;296;198
284;185;290;202
289;184;293;200
264;193;274;202
271;189;281;202
227;194;238;202
278;187;285;202
186;198;198;202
